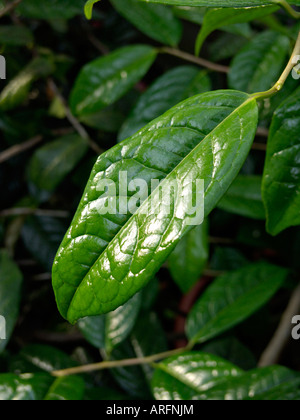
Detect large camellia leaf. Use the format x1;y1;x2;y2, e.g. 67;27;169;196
52;90;258;323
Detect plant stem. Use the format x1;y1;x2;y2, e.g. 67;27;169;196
258;283;300;367
277;0;300;19
0;0;22;18
0;135;43;164
52;346;189;377
47;79;103;155
160;47;230;74
251;30;300;101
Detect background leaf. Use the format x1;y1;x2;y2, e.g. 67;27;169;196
118;66;211;141
0;250;23;353
70;45;157;117
17;0;85;20
195;6;278;55
217;175;266;220
228;31;290;93
111;0;182;47
27;134;88;198
186;262;288;344
262;88;300;235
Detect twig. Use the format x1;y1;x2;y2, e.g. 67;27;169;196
160;47;230;74
258;283;300;367
47;79;103;155
52;346;188;377
252;142;267;151
0;136;43;164
0;208;70;218
0;0;22;18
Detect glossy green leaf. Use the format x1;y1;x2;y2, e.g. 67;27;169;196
249;377;300;400
152;352;243;400
198;366;300;400
0;250;23;353
187;262;288;344
0;373;84;401
0;26;34;46
53;90;259;324
0;373;53;400
118;66;211;141
136;0;300;6
168;219;209;293
217;175;266;220
78;292;142;352
262;88;300;235
44;376;85;401
228;31;290;94
84;0;101;19
17;0;85;20
111;0;182;47
0;57;55;111
195;6;278;55
27;134;88;196
70;45;157;117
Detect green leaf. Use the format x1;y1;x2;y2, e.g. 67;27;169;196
9;344;78;374
152;352;243;400
262;88;300;235
136;0;300;6
110;313;168;399
0;373;53;400
53;90;259;323
0;250;23;353
186;262;288;344
248;377;300;400
168;219;209;293
228;31;290;94
0;373;84;400
21;216;67;272
44;376;85;401
78;293;142;353
118;66;211;141
0;57;55;111
84;0;101;19
0;26;34;46
198;366;300;400
110;0;182;47
201;337;257;370
27;134;88;196
195;6;278;55
217;175;266;220
70;45;157;117
17;0;85;20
